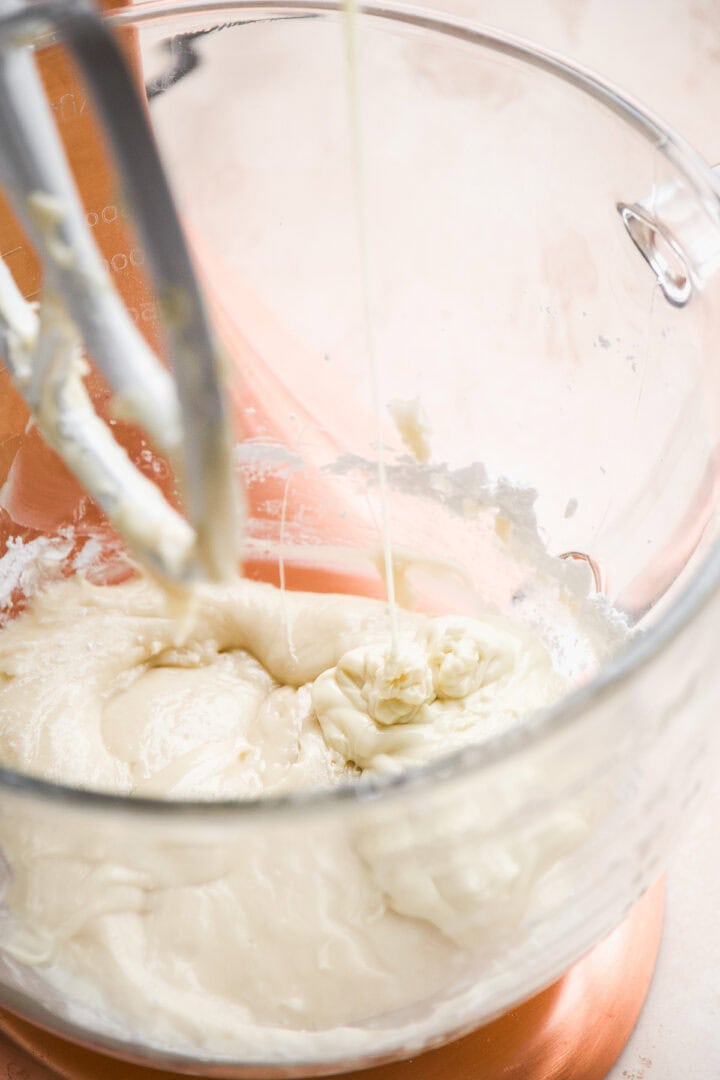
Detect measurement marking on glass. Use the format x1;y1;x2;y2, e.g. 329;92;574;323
87;204;120;228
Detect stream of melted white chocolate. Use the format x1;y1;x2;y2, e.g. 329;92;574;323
342;0;400;651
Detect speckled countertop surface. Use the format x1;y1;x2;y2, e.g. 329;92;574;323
0;2;718;1078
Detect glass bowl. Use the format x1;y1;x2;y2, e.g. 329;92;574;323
0;2;718;1076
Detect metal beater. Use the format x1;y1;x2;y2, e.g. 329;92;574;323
0;0;238;583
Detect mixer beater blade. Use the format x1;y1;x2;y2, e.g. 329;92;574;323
0;0;238;583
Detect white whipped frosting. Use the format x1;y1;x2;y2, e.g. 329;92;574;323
313;615;563;771
0;576;588;1060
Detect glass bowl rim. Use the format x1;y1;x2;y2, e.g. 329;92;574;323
4;0;720;820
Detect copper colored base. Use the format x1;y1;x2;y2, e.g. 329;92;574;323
0;880;664;1080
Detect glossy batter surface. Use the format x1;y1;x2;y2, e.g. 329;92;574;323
0;577;582;1058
